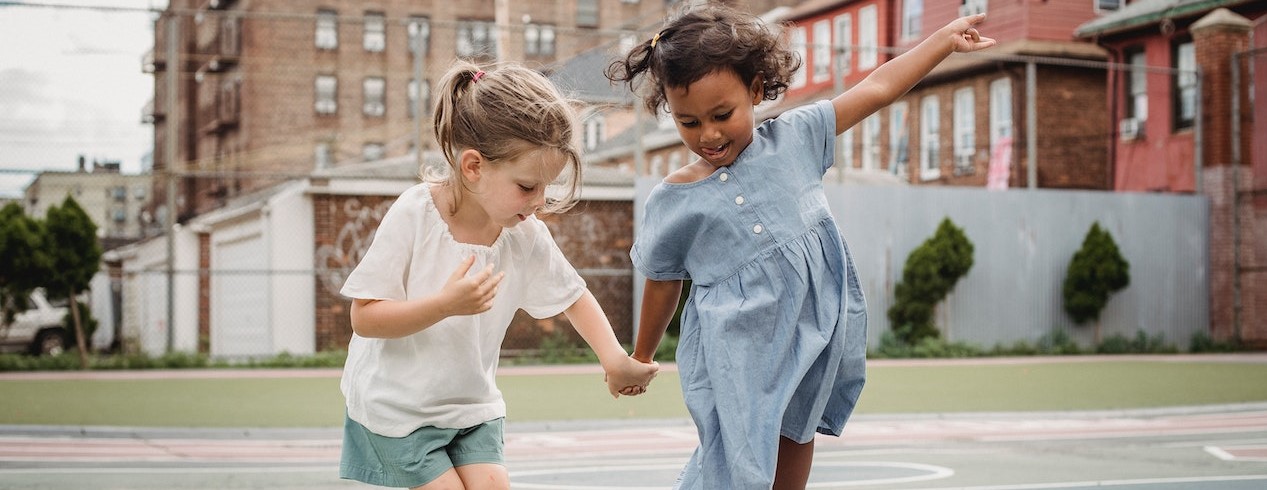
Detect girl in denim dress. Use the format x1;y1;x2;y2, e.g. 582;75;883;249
606;5;994;488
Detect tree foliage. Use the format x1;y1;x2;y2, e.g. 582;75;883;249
0;203;50;324
887;218;975;344
45;196;102;368
1062;222;1130;324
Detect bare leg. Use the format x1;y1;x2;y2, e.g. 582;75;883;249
455;463;510;490
772;436;815;490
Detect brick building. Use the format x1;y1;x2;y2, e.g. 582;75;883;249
1075;0;1267;346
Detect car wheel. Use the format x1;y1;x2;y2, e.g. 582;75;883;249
33;329;69;356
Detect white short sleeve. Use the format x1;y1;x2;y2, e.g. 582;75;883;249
519;219;586;319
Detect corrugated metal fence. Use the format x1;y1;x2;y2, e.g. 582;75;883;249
634;179;1209;350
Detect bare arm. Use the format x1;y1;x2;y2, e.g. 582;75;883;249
833;13;996;134
631;279;683;363
565;289;659;397
349;255;503;338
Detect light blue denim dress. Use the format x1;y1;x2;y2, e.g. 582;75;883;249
632;100;867;489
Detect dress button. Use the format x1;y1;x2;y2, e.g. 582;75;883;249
734;196;745;205
719;173;729;182
753;224;763;234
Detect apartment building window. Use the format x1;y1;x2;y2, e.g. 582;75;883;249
584;115;605;151
835;14;852;76
889;101;910;177
953;87;975;174
363;143;385;162
1174;41;1196;130
920;95;941;180
408;16;431;54
669;152;683;172
577;0;599;28
812;20;831;84
363;77;385;117
989;77;1013;148
315;142;333;169
112;186;127;201
790;27;807;88
1126;50;1148;122
859;5;878;69
315;75;337;115
525;23;556;57
862;114;880;170
316;10;338;50
408;78;430;119
457;20;496;58
363;12;385;53
902;0;923;39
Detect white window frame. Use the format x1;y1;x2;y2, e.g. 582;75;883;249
315;10;338;50
363;77;385;117
457;20;496;58
1174;41;1196;129
989;77;1013;149
902;0;923;40
861;114;881;170
953;87;975;172
834;14;852;76
525;23;557;57
362;143;385;162
812;20;832;84
889;101;909;177
858;6;878;69
363;12;385;53
315;75;337;115
408;16;430;54
315;142;333;169
408;78;430;119
920;95;941;180
584;115;605;151
1128;50;1148;122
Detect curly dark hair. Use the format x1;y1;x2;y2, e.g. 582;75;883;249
605;3;802;115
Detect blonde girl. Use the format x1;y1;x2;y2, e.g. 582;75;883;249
606;4;994;489
339;61;658;490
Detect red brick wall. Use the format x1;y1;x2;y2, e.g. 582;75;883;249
198;232;210;353
311;192;634;353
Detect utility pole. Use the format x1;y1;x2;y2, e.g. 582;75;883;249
164;11;179;353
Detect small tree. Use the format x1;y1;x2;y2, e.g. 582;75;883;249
887;218;975;344
1062;222;1130;344
44;197;102;369
0;203;50;325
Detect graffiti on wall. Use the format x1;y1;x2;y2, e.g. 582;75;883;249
315;198;394;297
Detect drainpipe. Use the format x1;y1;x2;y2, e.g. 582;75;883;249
1230;51;1242;340
1193;67;1204;194
1026;61;1037;189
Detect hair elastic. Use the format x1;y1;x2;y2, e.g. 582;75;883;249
650;31;662;48
472;70;486;82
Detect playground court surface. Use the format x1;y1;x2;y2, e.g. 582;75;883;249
3;354;1267;489
2;403;1267;489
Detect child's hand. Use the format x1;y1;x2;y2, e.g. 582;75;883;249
441;255;505;317
604;356;659;398
946;13;996;54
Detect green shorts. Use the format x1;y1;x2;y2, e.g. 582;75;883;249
339;415;505;488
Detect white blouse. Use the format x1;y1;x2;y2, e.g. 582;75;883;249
340;183;585;436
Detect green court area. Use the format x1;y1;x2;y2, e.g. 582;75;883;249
2;359;1265;428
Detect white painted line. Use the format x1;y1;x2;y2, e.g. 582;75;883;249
507;461;954;489
0;466;332;475
899;474;1267;490
1205;445;1238;461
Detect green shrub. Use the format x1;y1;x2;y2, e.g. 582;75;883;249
1189;331;1244;353
1037;329;1082;355
1063;223;1130;325
887;218;974;344
1095;330;1176;354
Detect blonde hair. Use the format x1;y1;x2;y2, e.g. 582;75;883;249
429;60;583;215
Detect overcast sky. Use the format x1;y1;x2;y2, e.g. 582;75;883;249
0;1;166;198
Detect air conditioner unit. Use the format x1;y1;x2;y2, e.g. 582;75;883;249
1119;118;1142;141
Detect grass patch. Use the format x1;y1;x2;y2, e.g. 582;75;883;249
1;360;1264;428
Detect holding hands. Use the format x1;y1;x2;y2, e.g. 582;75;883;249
605;357;659;398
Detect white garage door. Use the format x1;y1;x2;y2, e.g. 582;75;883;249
213;234;271;357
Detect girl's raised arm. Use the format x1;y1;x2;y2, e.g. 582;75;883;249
831;13;995;134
